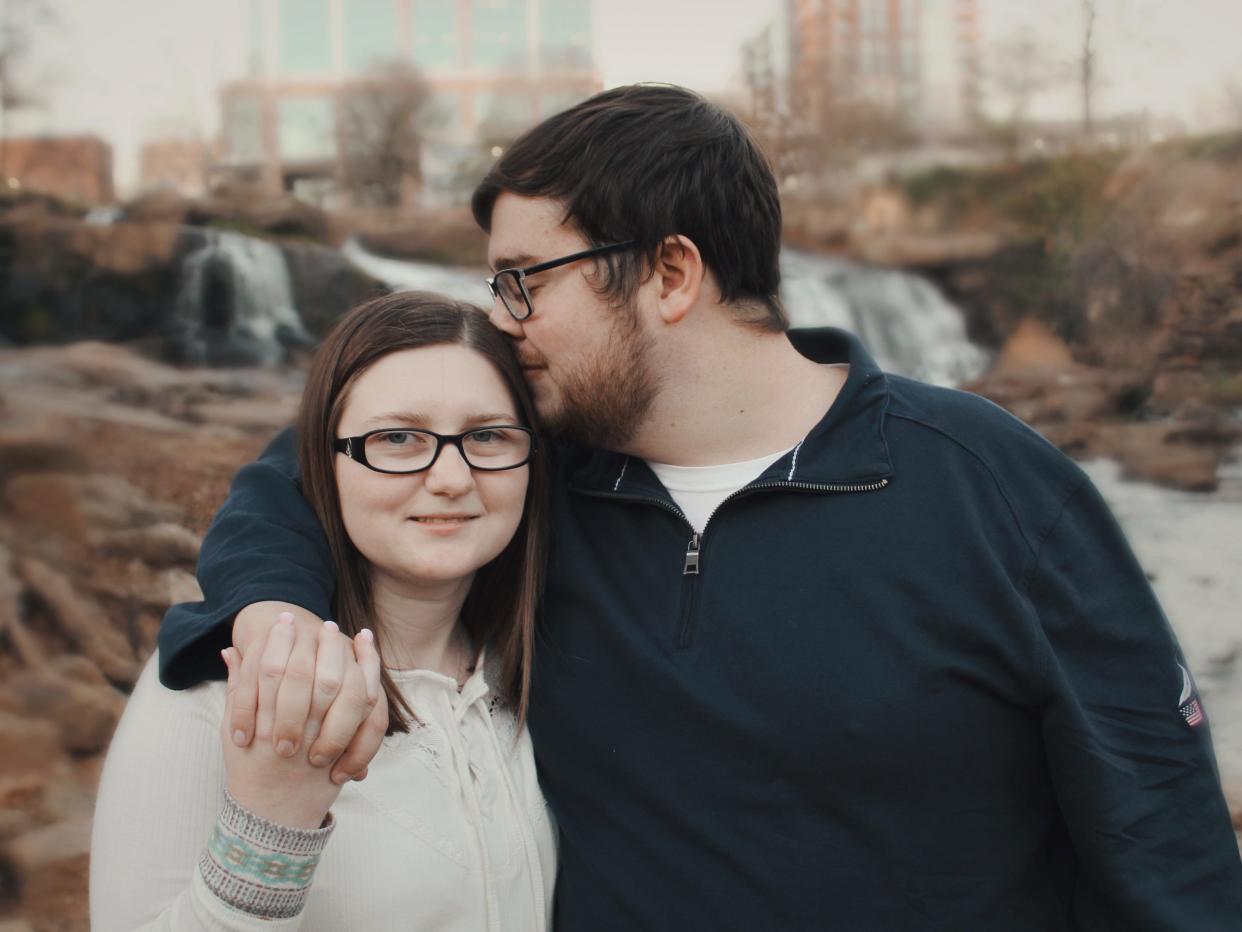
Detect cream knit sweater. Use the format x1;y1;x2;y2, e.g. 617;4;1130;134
90;653;556;931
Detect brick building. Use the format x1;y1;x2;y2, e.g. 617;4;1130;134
1;136;114;204
220;0;601;206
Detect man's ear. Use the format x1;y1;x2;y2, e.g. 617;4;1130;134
652;235;705;325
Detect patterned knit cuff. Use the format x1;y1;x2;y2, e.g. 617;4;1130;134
197;789;335;920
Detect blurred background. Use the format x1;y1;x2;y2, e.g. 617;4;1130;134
0;0;1239;926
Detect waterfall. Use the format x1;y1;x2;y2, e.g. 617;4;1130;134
344;239;990;387
169;230;312;366
780;249;989;386
341;238;487;305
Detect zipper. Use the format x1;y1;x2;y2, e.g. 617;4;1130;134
573;475;889;651
574;477;890;577
684;534;701;575
685;478;891;574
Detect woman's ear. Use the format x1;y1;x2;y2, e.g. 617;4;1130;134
652;235;705;325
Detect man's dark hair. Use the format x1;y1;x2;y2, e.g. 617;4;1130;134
472;84;787;332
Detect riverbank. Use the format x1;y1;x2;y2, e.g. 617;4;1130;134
0;339;1237;928
786;136;1242;492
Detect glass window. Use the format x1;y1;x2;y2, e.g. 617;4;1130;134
228;96;265;162
538;88;585;118
279;0;333;74
278;96;337;161
539;0;591;69
476;89;531;131
472;0;527;69
412;0;459;72
344;0;400;72
859;0;885;33
425;91;462;131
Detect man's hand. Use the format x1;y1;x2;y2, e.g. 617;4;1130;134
229;602;388;784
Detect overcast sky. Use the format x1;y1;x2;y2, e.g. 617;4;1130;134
11;0;1242;191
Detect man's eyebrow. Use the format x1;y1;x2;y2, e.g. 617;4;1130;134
490;253;537;273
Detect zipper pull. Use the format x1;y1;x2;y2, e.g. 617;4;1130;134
683;533;701;575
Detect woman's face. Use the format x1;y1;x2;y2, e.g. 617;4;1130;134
335;344;529;595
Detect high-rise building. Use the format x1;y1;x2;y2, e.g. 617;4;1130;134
784;0;982;136
220;0;600;205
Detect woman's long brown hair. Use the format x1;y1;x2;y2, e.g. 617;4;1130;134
296;291;548;733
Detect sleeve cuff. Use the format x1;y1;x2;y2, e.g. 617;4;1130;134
197;789;335;920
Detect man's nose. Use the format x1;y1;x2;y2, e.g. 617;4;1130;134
424;443;475;496
487;299;526;338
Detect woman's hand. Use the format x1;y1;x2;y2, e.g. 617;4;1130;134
219;615;382;829
228;602;388;785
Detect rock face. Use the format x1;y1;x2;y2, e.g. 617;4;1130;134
0;198;383;367
0;341;303;929
792;140;1242;492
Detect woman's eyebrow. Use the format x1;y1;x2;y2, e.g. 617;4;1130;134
362;412;518;428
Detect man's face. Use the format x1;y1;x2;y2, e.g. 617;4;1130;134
485;193;660;450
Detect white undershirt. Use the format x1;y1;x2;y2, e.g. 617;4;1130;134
647;446;795;534
647;363;851;534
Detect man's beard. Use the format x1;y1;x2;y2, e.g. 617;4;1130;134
538;313;661;451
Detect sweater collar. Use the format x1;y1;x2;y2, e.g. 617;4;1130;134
567;328;893;497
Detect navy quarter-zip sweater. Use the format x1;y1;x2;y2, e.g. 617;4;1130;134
160;329;1242;931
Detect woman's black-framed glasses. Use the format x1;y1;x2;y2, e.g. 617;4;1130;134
486;240;636;321
334;427;535;475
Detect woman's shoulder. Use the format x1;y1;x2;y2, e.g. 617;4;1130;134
126;650;227;724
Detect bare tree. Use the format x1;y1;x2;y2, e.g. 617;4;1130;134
1079;0;1098;141
0;0;56;181
1225;79;1242;129
985;33;1065;160
338;62;432;209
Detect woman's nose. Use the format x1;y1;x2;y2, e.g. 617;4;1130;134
423;442;476;496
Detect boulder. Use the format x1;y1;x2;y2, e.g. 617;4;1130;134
0;544;44;669
93;522;201;567
150;568;203;609
17;558;137;687
48;655;107;689
0;817;91;927
4;670;125;755
989;318;1075;374
122;187;189;225
5;473;179;535
0;435;86;487
280;239;387;337
0;713;64;780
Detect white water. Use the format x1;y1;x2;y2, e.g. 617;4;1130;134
342;238;487;305
172;231;312;366
339;241;1239;794
343;240;991;386
1083;455;1242;787
780;249;990;385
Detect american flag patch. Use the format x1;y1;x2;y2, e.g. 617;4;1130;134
1179;698;1205;728
1177;663;1206;729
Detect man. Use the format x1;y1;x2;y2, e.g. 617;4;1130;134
160;85;1242;929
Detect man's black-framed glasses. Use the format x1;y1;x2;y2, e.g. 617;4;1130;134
486;240;636;321
334;426;535;475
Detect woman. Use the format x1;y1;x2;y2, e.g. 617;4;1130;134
91;293;555;931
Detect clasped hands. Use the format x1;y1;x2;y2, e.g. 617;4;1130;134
219;601;389;829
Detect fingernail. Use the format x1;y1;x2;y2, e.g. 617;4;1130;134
323;620;338;633
309;755;329;767
359;628;374;643
232;730;247;746
276;740;295;757
278;612;294;625
331;771;351;785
